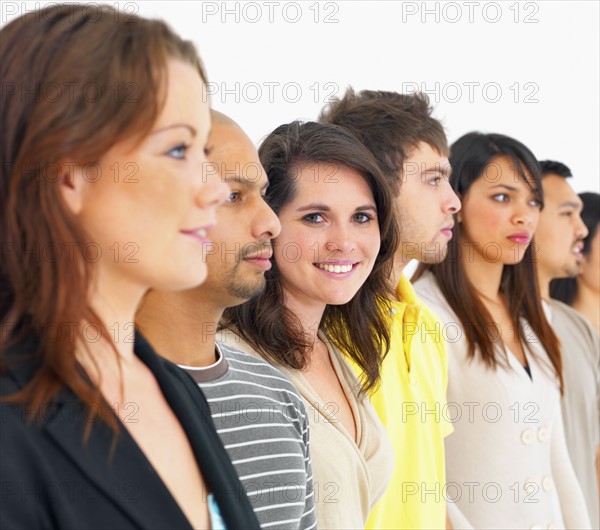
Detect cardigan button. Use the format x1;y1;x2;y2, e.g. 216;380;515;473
529;525;543;530
521;428;534;445
541;476;553;492
537;426;549;442
547;524;558;529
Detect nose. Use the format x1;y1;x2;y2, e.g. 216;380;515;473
512;201;537;228
575;214;589;240
252;198;281;240
323;224;357;255
442;181;461;214
195;163;230;210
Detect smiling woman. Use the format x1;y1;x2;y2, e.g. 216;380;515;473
0;3;259;529
221;120;400;528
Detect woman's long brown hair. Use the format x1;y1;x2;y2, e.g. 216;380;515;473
413;132;563;392
0;3;207;430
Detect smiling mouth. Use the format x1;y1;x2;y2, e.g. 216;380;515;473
315;263;355;274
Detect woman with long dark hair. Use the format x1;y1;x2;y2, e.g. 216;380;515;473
413;132;591;529
0;4;259;528
221;121;399;529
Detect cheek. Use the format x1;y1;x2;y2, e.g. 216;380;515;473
530;210;541;231
363;229;381;261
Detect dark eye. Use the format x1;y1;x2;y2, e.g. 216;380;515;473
529;198;542;208
428;176;441;186
167;144;189;160
353;212;373;223
303;213;324;224
492;194;509;202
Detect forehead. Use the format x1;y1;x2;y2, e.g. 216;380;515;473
208;124;267;185
541;174;581;207
155;60;208;129
292;162;375;202
478;155;537;190
401;141;451;183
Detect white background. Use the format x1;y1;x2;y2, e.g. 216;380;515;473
2;0;598;192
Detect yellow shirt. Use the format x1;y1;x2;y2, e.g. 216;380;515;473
351;274;453;530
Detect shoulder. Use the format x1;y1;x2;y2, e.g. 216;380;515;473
412;271;457;325
217;328;260;357
217;340;306;407
547;299;599;348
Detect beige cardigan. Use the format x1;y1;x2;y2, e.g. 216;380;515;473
414;271;592;530
218;329;394;529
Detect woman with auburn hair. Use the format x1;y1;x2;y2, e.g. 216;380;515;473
412;132;591;529
221;121;399;529
0;4;259;529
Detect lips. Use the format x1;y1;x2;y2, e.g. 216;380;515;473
314;261;358;274
180;225;213;244
441;223;455;238
507;232;531;244
242;246;273;270
572;241;584;257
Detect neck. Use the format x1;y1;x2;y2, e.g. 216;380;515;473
136;289;221;367
461;243;504;302
86;267;146;360
390;253;409;297
281;288;326;357
537;268;552;300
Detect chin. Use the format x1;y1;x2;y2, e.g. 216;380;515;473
323;292;358;306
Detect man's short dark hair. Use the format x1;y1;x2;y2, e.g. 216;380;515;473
319;88;448;194
539;159;572;179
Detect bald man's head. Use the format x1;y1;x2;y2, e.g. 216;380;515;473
211;109;238;128
199;111;281;308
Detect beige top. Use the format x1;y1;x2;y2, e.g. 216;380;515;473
414;271;592;530
545;299;600;529
218;329;394;530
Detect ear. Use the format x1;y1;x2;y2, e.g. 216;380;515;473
58;161;86;215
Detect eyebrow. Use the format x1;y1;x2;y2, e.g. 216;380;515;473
558;200;583;209
489;184;519;192
423;165;451;178
150;124;197;137
222;174;268;192
297;202;377;212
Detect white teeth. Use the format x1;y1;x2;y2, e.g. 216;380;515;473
196;229;207;238
317;263;353;273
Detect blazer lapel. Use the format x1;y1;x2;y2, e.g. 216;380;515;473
42;388;192;530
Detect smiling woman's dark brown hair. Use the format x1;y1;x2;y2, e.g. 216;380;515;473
0;3;206;428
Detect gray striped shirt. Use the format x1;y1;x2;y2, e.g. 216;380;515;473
181;341;316;530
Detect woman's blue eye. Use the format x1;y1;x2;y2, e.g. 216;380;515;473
167;144;189;160
227;191;242;203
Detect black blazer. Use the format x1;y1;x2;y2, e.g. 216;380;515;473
0;332;260;530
